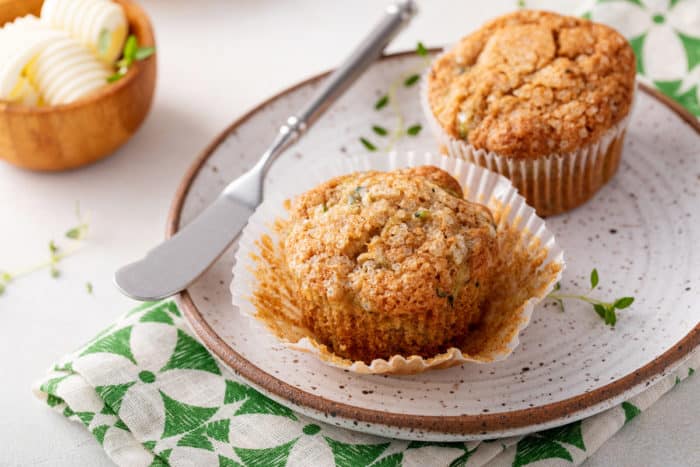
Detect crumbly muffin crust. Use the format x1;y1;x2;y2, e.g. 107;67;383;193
283;166;497;362
427;10;636;159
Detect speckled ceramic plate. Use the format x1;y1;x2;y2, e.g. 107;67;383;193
168;51;700;441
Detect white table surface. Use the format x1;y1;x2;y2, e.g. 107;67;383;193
0;1;697;465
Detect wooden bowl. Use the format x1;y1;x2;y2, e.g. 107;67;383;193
0;0;156;171
0;0;43;25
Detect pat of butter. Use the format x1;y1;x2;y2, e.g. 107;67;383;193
31;35;110;105
41;0;128;65
0;17;61;100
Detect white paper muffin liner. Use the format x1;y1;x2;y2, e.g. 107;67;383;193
420;52;635;217
231;152;565;374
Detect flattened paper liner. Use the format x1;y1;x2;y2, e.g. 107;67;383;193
420;51;635;217
231;152;565;375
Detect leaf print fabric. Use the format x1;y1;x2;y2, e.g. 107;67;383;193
33;300;699;466
512;422;585;466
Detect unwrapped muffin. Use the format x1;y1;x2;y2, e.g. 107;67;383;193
424;10;636;216
283;166;498;363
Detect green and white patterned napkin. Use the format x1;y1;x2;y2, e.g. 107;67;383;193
33;300;698;467
34;1;700;465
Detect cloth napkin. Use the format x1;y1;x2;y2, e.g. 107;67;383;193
33;300;699;467
34;1;700;465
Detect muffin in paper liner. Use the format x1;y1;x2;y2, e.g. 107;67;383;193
420;51;635;218
231;152;564;375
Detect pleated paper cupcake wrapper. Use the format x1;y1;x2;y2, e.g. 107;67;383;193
420;59;635;217
231;152;565;374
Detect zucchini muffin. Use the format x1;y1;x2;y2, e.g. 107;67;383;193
283;166;498;363
424;10;636;216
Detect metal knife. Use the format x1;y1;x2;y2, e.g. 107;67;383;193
115;0;417;300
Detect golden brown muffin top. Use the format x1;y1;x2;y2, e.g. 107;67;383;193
427;10;636;158
283;166;497;317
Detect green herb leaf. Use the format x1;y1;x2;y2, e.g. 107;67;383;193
414;209;429;219
49;241;59;255
604;306;617;326
65;202;89;240
416;41;428;57
590;268;599;289
593;303;606;319
98;28;111;55
123;34;138;63
108;35;143;84
0;283;5;295
107;72;124;83
403;74;420;87
322;203;328;213
86;282;93;294
1;271;11;282
67;224;87;240
553;282;561;291
614;297;634;309
374;94;389;110
407;124;422;136
359;137;377;152
50;266;60;278
134;46;155;61
372;125;388;136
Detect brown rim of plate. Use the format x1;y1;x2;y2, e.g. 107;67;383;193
167;49;700;435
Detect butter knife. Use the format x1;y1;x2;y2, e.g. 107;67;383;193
115;0;417;300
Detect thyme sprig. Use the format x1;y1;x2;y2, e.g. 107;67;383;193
107;34;156;83
360;42;431;152
0;203;89;297
548;269;635;327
